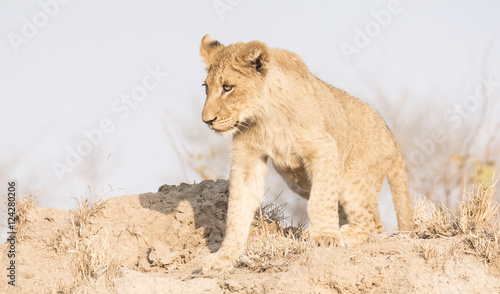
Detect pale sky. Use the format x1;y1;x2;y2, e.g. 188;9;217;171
1;1;499;236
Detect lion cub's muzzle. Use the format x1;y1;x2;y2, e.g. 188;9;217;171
202;115;238;133
202;116;217;129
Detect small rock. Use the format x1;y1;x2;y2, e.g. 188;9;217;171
149;242;180;267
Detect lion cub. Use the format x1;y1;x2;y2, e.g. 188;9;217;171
198;35;414;271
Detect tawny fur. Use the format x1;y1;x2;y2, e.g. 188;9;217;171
198;35;414;271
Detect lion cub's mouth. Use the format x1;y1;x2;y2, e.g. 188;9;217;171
210;117;254;135
212;121;239;135
212;118;257;135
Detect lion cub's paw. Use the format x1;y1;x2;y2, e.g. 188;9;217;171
198;251;236;272
340;224;370;246
311;232;345;248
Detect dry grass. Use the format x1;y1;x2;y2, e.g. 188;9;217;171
68;226;122;286
71;190;108;235
420;242;439;261
238;197;310;271
239;230;310;271
457;182;499;234
414;198;454;238
14;192;123;292
12;173;500;293
417;241;461;271
414;180;500;262
14;193;37;241
241;180;500;271
68;192;123;289
11;188;125;293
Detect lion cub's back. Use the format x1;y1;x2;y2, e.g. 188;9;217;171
341;91;399;164
270;48;312;77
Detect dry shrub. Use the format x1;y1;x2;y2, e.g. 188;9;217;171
414;180;500;262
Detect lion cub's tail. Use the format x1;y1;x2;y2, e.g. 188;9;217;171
387;151;414;232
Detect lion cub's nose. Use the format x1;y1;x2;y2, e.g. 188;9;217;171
203;116;217;126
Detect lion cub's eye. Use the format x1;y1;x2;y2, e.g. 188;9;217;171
222;85;233;93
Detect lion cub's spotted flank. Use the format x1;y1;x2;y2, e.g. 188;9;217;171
198;35;414;271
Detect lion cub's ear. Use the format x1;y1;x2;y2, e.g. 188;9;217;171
200;34;224;67
236;41;270;75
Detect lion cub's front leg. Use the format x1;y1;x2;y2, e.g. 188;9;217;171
307;144;345;247
199;145;268;272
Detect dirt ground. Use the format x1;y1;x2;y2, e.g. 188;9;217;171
2;179;500;293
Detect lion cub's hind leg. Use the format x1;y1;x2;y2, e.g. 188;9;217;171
340;172;385;245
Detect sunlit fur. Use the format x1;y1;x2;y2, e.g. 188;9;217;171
198;34;414;271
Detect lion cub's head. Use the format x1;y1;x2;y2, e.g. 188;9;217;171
200;34;270;135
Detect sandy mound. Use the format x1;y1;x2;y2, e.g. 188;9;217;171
2;179;500;293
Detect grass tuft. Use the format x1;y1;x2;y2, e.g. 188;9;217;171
14;193;37;241
66;190;123;291
414;179;500;262
238;196;310;271
457;181;499;234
